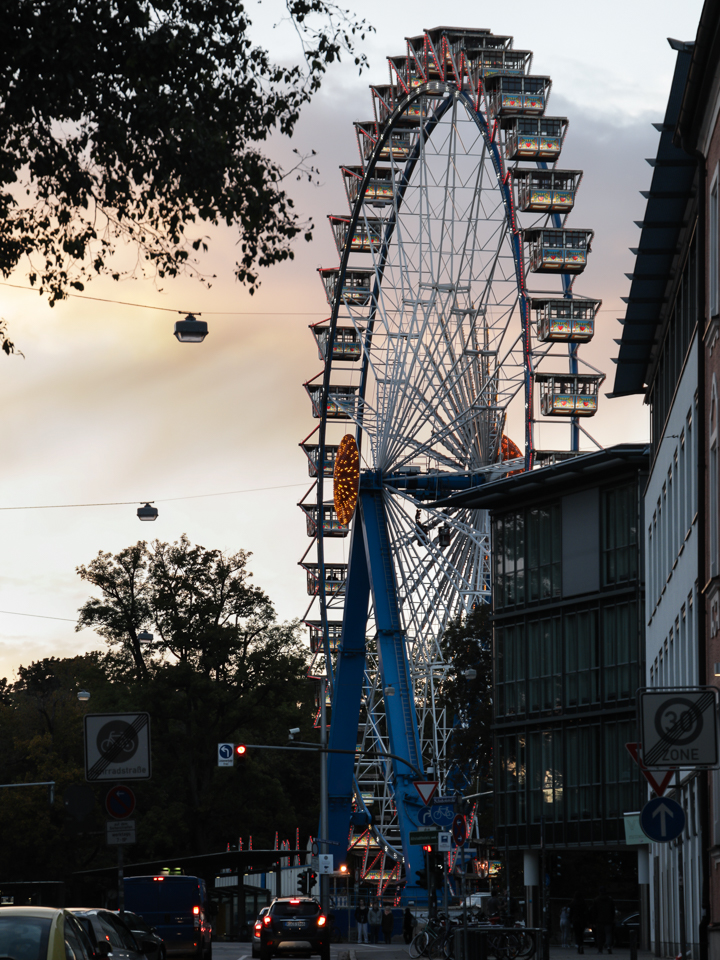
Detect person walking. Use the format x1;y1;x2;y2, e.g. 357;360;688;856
593;887;615;954
368;901;382;945
569;892;588;955
355;899;369;944
381;905;394;944
402;908;415;945
560;905;571;948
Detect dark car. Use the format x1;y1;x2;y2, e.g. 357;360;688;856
613;913;640;947
258;898;329;960
69;908;157;960
123;875;211;960
252;908;270;959
116;912;166;960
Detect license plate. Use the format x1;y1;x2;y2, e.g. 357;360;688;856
286;922;304;929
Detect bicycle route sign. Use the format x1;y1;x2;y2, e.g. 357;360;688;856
639;687;719;768
418;802;454;828
84;713;151;782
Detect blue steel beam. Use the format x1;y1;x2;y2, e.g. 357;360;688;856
327;516;370;860
359;486;426;893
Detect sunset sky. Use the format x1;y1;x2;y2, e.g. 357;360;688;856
0;0;703;679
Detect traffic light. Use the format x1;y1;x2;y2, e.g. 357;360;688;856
235;744;247;758
415;868;428;889
297;870;308;895
307;870;317;892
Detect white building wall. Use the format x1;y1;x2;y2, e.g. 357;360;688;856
645;335;702;957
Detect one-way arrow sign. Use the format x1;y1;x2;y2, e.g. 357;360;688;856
640;796;685;842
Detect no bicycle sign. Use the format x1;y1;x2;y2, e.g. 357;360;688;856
84;713;151;782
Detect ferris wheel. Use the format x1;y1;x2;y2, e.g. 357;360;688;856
298;26;603;892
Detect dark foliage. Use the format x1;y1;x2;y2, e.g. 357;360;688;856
0;1;373;303
0;538;319;888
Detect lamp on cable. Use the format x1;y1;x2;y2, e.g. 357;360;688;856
137;503;158;521
174;314;208;343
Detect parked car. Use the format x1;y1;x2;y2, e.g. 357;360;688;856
614;913;640;947
258;897;329;960
116;911;166;960
0;906;97;960
252;908;270;958
69;908;156;960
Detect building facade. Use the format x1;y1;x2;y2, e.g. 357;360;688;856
613;33;706;960
438;446;648;929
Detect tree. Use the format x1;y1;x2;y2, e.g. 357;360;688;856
438;605;493;792
0;1;373;304
76;535;319;854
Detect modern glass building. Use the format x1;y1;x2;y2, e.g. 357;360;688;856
437;444;648;852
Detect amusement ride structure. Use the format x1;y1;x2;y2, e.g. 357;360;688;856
297;26;604;897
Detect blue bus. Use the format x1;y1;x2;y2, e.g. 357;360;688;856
124;875;211;959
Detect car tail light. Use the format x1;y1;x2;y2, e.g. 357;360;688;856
289;899;300;904
254;923;262;932
263;916;272;926
193;907;200;916
317;916;327;927
153;877;165;881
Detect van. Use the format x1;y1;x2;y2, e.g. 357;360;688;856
123;876;211;960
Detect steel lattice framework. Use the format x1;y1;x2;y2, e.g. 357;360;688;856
298;26;603;895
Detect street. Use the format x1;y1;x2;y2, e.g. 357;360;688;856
211;943;655;960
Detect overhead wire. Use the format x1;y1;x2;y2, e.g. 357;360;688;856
0;481;308;511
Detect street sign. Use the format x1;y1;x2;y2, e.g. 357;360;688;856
640;797;685;842
437;831;452;852
311;854;333;875
106;819;136;845
413;780;439;805
105;785;136;820
84;713;151;782
418;802;454;828
625;743;675;796
409;829;439;846
218;743;234;767
639;688;719;768
452;814;467;846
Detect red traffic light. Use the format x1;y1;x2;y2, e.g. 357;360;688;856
235;745;247;756
422;844;433;852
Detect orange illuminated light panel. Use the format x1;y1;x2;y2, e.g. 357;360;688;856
333;435;360;526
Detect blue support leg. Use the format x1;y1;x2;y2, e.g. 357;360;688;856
327;516;371;861
359;488;427;896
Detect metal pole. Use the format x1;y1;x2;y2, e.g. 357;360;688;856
320;678;329;914
461;842;468;960
118;844;124;914
676;772;688;960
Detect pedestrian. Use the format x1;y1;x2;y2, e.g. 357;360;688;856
368;901;382;944
569;892;588;955
560;905;571;948
355;898;369;944
382;905;394;944
593;887;615;954
403;908;415;945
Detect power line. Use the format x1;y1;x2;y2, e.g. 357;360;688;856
0;281;326;316
0;481;308;512
0;609;76;623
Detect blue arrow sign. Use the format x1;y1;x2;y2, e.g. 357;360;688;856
640;796;685;842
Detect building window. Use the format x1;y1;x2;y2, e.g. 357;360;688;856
564;609;599;707
528;729;563;822
604;719;637;818
566;724;600;820
493;503;560;608
496;623;526;717
527;504;561;601
602;601;638;702
602;483;638;585
528;617;562;713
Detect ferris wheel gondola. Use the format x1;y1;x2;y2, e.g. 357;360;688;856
298;25;604;893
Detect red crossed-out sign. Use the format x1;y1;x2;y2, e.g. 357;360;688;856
625;742;675;797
